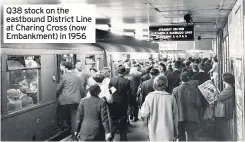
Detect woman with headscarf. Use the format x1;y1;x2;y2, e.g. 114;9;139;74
140;75;178;141
214;73;235;141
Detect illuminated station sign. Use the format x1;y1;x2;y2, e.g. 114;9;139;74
149;25;194;41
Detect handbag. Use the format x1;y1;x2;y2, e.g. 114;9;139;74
215;101;225;117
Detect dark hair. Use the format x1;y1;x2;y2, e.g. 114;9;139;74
159;63;167;72
181;71;191;82
89;84;101;97
222;73;235;85
213;57;218;62
174;61;181;69
188;57;193;61
185;61;191;67
192;64;199;72
198;63;205;71
63;62;73;70
146;66;153;73
93;73;105;83
150;68;160;76
90;67;98;72
118;65;126;74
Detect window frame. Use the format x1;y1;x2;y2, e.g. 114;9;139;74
2;55;42;116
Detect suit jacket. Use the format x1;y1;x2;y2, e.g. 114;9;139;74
219;85;235;119
75;96;110;141
166;70;181;94
108;75;131;118
79;72;90;98
141;74;151;83
141;78;154;105
56;72;82;105
172;81;201;122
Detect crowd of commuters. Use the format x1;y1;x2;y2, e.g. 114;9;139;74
56;56;235;141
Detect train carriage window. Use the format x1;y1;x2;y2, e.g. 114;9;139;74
6;56;40;114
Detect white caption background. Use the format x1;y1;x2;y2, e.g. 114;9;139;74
4;5;96;43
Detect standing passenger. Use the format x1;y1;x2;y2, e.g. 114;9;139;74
108;65;131;141
166;61;181;94
173;72;201;141
56;62;82;135
214;73;235;141
140;75;178;141
140;68;159;106
74;84;111;141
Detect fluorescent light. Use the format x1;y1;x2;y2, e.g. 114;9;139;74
96;25;110;31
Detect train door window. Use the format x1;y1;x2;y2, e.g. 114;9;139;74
85;55;96;72
56;54;76;82
6;56;41;114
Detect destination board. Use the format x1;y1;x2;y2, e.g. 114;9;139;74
149;25;194;41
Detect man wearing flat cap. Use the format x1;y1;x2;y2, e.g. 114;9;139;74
108;65;131;141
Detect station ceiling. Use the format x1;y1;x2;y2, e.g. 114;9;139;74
1;0;237;39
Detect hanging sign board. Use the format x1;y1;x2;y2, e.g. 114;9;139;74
149;25;194;41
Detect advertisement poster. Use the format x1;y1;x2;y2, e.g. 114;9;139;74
198;80;219;104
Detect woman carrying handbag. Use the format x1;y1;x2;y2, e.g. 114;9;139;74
214;73;235;141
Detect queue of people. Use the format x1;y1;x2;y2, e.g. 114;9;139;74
56;56;235;141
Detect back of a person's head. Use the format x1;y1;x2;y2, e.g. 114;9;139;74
185;61;191;67
198;63;205;71
159;63;167;72
89;84;101;97
7;89;19;100
146;66;153;74
174;61;181;69
181;71;191;82
150;68;160;77
19;86;27;94
63;62;73;70
153;75;168;91
222;73;235;85
192;64;199;72
93;72;105;83
213;57;218;62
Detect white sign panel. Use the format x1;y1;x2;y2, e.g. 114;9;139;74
159;41;177;50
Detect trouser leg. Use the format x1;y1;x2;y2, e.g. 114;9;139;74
119;116;128;141
178;121;186;141
70;104;78;134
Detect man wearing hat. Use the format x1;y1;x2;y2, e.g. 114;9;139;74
166;61;181;94
56;62;82;135
108;65;131;141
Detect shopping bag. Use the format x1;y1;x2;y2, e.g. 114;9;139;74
215;101;225;117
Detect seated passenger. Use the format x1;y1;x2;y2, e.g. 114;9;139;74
19;86;34;107
7;89;22;112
